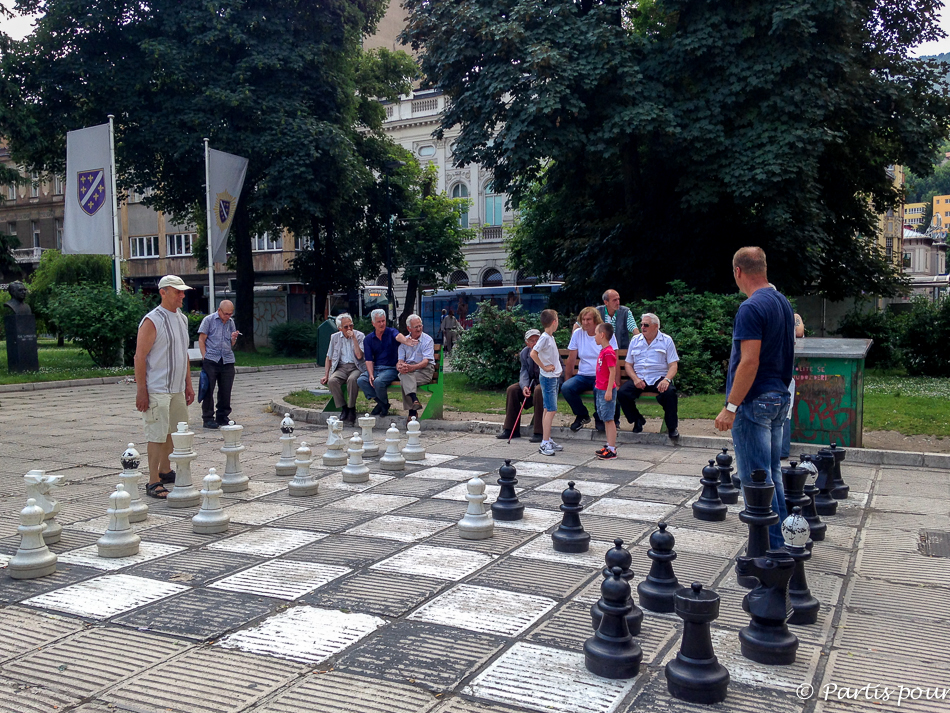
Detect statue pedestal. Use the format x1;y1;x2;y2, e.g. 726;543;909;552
4;314;39;372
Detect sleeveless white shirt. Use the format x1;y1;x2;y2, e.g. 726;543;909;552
141;305;189;394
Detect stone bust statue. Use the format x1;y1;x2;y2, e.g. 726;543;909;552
5;281;32;316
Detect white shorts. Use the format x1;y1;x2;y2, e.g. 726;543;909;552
143;392;189;443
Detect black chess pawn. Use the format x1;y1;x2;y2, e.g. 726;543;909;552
736;469;779;588
693;460;728;522
552;482;590;553
583;566;643;679
782;507;820;625
591;538;643;636
781;461;811;522
491;459;524;521
798;455;826;541
812;449;838;516
665;583;730;704
828;442;850;500
637;522;680;613
715;447;740;505
736;549;799;665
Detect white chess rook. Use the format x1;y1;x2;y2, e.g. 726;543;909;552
167;422;201;508
402;416;426;461
8;498;58;579
458;476;494;540
289;442;320;496
23;469;64;544
220;421;249;492
358;413;379;457
379;422;406;472
193;468;231;534
322;416;347;467
119;444;148;523
276;413;298;476
342;433;370;483
97;484;141;558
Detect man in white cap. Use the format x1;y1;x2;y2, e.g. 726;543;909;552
134;275;195;499
497;329;546;442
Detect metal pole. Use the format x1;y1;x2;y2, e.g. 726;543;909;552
386;172;395;324
204;138;214;313
107;115;121;294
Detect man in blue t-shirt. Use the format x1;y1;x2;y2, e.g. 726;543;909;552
715;247;794;548
357;309;418;417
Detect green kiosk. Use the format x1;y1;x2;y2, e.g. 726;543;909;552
791;338;873;448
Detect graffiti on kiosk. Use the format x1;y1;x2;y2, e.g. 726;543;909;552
253;296;287;345
793;362;854;445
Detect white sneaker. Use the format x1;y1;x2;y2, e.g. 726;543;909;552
550;441;564;451
539;443;556;457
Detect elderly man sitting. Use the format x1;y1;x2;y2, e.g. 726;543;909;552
617;312;680;439
398;314;435;422
496;328;545;442
357;309;418;418
320;313;365;425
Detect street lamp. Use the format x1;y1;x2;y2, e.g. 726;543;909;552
382;159;406;325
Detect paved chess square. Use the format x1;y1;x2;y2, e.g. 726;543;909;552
334;493;419;513
534;479;619;496
252;670;440;713
345;515;453;542
303;571;448;617
125;549;262;586
371;544;494;580
632;472;701;490
65;513;182;534
510;536;613;568
433;482;519;502
208;559;350;600
408;467;489;481
585;497;677;521
408;584;556;635
57;542;186;571
206;527;327;557
469;558;595;599
511;462;575;478
22;573;190;619
223;501;307;525
219;481;287;501
318;472;395;492
493;508;563;532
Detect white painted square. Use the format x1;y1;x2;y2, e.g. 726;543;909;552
494;508;563;532
510;536;613;568
334;493;418;513
371;545;494;581
464;642;636;713
22;574;190;619
585;497;676;522
656;526;745;557
407;467;488;482
222;481;287;500
432;482;524;502
65;513;182;534
511;462;575;478
633;472;701;491
408;584;556;636
208;560;350;600
57;542;186;571
318;472;394;492
534;479;619;497
410;454;457;467
206;528;327;557
344;515;452;542
223;502;306;525
216;606;385;663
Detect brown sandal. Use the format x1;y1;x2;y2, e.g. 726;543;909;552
146;482;170;499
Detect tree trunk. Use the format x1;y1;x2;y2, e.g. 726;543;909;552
399;274;419;332
232;198;256;352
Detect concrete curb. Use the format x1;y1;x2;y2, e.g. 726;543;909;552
269;396;950;468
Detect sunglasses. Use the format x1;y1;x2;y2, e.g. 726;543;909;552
640;323;654;328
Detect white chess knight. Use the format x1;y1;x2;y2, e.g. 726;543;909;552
458;476;494;540
220;420;249;492
167;422;201;508
379;422;406;472
193;468;230;534
8;498;58;579
358;413;379;457
276;413;298;476
289;442;320;496
23;469;64;543
322;416;347;467
402;416;425;461
97;484;141;558
119;444;149;523
341;432;370;483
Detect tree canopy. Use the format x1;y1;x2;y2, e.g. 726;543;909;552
403;0;950;302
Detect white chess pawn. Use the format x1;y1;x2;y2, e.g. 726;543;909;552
167;422;201;508
458;476;494;540
402;416;426;461
379;422;406;472
23;469;64;544
276;413;298;476
322;416;347;467
97;484;141;558
359;413;379;457
342;433;370;483
193;468;230;534
118;444;149;523
220;421;249;492
289;442;320;496
8;498;58;579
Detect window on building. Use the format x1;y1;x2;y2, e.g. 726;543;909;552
6;222;15;238
252;232;281;251
903;253;912;269
167;232;194;257
516;270;538;286
482;267;503;287
294;235;312;251
5;184;15;201
449;269;469;286
452;184;469;228
54;175;64;195
30;171;39;198
131;235;159;258
418;145;436;157
484;183;503;226
885;237;893;259
55;219;63;249
31;221;40;248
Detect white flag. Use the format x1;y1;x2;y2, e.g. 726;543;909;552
207;148;249;264
63;123;113;255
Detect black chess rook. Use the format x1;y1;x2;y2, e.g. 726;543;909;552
736;549;799;665
665;583;730;704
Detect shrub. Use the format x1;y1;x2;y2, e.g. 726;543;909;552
353;316;374;335
834;302;902;369
47;285;151;367
187;313;206;347
451;302;538;388
899;297;950;377
269;321;318;357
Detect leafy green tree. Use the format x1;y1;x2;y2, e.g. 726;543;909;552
26;250;112;343
403;0;950;302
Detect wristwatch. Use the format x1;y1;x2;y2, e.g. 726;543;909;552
725;403;738;413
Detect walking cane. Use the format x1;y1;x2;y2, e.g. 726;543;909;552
509;379;535;444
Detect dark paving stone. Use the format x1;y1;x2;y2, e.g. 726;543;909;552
126;549;263;586
256;489;350;507
525;601;591;651
564;466;642;484
518;491;595;511
448;458;510;474
303;571;447;617
391;499;463;521
0;564;102;603
581;515;653;545
612;485;693;505
469;558;595;599
426;527;535;556
281;535;406;568
47;530;101;554
269;508;377;533
112;589;280;640
139;520;253;547
367;478;455;498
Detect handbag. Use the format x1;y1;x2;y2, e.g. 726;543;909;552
198;370;209;402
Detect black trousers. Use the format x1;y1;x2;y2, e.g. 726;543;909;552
502;383;544;434
617;378;678;432
201;358;236;424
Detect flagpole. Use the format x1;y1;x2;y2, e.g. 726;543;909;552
107;115;121;294
204;138;214;314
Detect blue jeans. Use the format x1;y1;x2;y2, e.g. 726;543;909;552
594;388;617;421
540;375;559;412
357;366;398;407
732;391;790;549
561;374;596;418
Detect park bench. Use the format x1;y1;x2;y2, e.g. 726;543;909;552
323;344;444;420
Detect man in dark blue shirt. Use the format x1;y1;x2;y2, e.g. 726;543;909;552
357;309;417;417
715;247;794;548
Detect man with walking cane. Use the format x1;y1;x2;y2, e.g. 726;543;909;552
497;329;562;442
